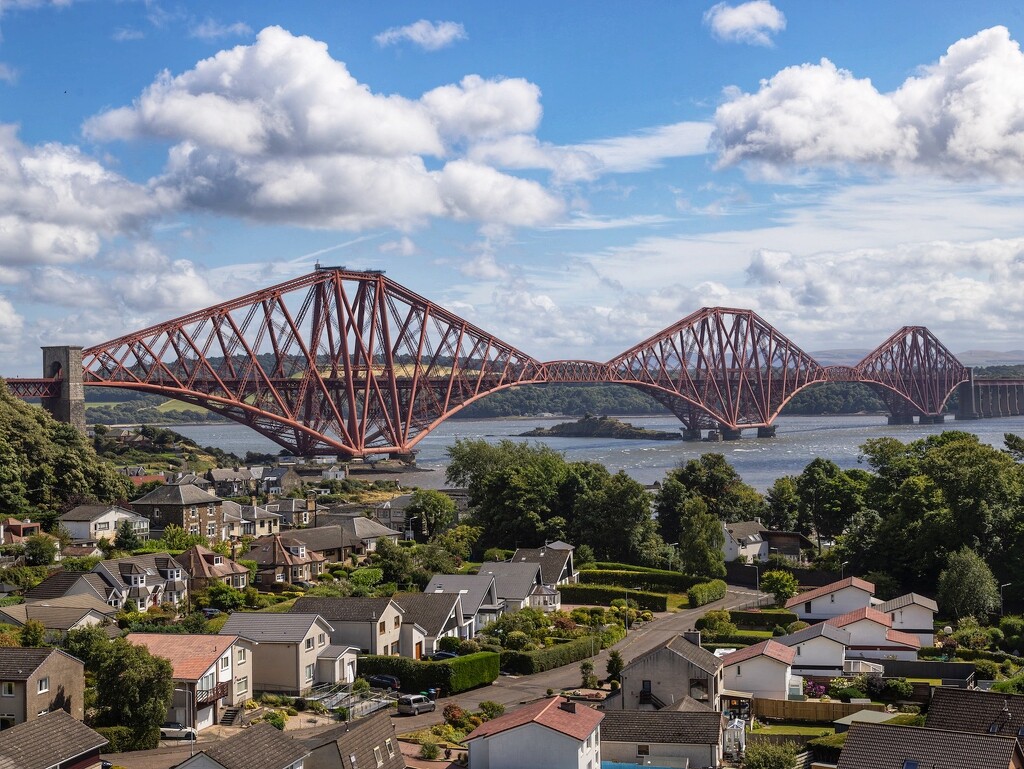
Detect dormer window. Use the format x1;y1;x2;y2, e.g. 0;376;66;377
289;545;306;558
213;556;222;565
132;574;146;587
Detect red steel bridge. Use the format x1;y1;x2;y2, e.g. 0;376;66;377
4;267;1016;457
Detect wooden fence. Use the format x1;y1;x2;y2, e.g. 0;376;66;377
754;698;885;722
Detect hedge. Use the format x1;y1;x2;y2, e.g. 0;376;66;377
593;562;674;573
500;636;597;675
807;733;845;762
687;580;728;607
558;584;668;612
578;569;701;593
729;609;799;630
919;647;1024;665
95;725;160;752
357;651;499;695
713;631;774;645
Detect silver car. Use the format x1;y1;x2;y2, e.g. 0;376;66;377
396;694;435;715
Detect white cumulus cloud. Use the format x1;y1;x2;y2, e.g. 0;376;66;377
374;20;467;51
704;1;785;46
422;75;542;141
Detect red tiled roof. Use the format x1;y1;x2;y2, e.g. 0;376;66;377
825;606;891;629
127;633;237;681
721;639;796;667
465;697;603;743
885;629;922;648
785;576;875;608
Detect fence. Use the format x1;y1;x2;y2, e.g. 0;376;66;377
753;698;885;722
879;659;975;684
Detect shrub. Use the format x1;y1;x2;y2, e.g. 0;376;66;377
771;625;787;636
887;712;925;726
94;726;137;753
293;697;307;712
479;701;505;720
438;636;463;653
559;584;668;612
500;636;596;675
577;569;701;593
357;652;500;694
741;740;799;769
505;631;530;650
687;580;728;607
457;638;481;656
443;704;469;728
729;610;800;630
807;733;846;763
420;741;440;760
285;707;298;716
786;620;810;633
263;711;287;730
696;609;737;640
883;677;913;700
836;687;866;702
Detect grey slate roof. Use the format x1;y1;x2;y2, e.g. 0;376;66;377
393;592;462;637
337;514;401;542
132;483;222;505
292;597;399;623
724;520;765;545
478;561;543;602
926;687;1024;736
23;571;111;602
280;525;346;551
0;595;115;630
776;622;852;647
599;710;723;745
626;634;724;676
425;574;500;616
220;612;332;643
836;722;1023;769
59;503;138;522
300;710;405;769
510;546;573;585
0;648;72;680
0;709;105;769
877;592;939;613
201;721;309;769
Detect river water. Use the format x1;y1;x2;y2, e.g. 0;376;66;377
172;414;1024;492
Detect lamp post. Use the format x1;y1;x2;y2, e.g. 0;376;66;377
1002;583;1012;616
404;516;419;542
746;563;760;605
173;686;196;757
666;542;679;573
841;561;849;580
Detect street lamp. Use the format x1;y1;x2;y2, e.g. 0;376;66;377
404;516;419;541
841;561;849;580
746;564;760;605
666;543;679;573
1001;583;1012;616
173;686;196;757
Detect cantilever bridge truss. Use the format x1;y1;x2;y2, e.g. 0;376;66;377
5;268;972;456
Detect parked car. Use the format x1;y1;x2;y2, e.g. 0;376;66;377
429;651;458;661
201;607;222;618
397;694;436;715
160;721;197;740
366;673;401;691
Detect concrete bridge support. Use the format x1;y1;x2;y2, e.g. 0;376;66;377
757;426;777;438
40;346;85;434
955;374;979;420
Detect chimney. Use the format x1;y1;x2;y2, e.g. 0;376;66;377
683;630;702;647
559;699;576;714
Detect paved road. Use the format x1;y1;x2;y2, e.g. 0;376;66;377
104;587;760;768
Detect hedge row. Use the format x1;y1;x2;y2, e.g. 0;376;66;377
714;631;774;645
807;733;845;762
357;651;500;694
687;580;728;607
578;569;701;593
559;584;668;612
920;647;1024;665
729;609;799;630
592;562;674;573
500;636;597;675
95;725;160;752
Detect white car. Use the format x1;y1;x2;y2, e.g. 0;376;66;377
161;721;197;740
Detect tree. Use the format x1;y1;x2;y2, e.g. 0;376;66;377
572;472;659;564
764;476;800;531
19;619;46;647
938;547;1000;619
370;537;418;588
662;454;764;523
114;519;141;551
796;458;864;551
675;496;726;578
60;625;111;669
606;649;624;682
405;490;456;539
431;525;481;561
159;524;207;551
1007;433;1024;462
95;637;173;749
579;660;597;689
761;570;798;607
24;534;58;566
205;581;246;611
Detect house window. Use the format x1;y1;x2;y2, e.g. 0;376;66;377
318;633;326;647
275;574;285;582
393;616;400;629
830;594;835;603
637;745;650;757
37;708;48;717
237;648;247;664
735;665;741;676
95;521;109;531
305;637;315;651
304;664;314;682
189;525;200;535
385;738;395;758
374;746;383;767
236;677;248;696
37;678;49;694
804;601;811;613
213;556;222;565
379;621;386;635
207;523;216;537
220;655;230;671
200;672;215;691
0;683;12;697
797;646;801;656
989;723;1002;733
902;762;919;769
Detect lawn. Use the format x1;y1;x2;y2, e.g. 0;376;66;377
666;593;690;611
756;723;835;736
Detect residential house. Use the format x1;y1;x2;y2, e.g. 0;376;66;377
335;514;401;558
206;467;256;498
464;696;603;769
0;710;107;769
393;592;469;656
785;576;875;621
92;552;189;610
247;534;326;587
222;500;282;540
220;613;343;694
424;574;503;636
722;521;814;563
131;483;226;543
262;467;304;497
291;597;406;658
599;710;724;769
23;571;116;606
775;623;851;677
510;543;577;587
926;687;1024;736
372;493;412;532
58;504;150;544
721;640;798;701
0;648;85;728
279;526;347;564
0;595;116;641
478;562;559;612
619;634;724;711
836;721;1024;769
824;607;921;661
127;633;254;731
179;545;249;590
173;472;214;492
171;721;309;769
0;518;41;546
874;592;939;646
300;710;406;769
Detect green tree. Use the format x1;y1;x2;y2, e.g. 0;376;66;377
761;569;799;607
580;660;597;689
114;519;142;551
19;619;47;647
431;525;482;561
24;534;58;566
160;524;207;551
938;547;1000;619
370;537;418;588
796;458;864;551
606;649;624;682
676;496;726;578
95;637;173;748
764;476;800;531
405;490;457;539
572;472;660;564
205;581;246;611
1006;433;1024;462
61;625;111;669
663;454;764;523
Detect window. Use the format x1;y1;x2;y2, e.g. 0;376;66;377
393;616;400;629
237;648;247;664
304;663;314;682
37;678;49;694
207;523;216;537
318;633;326;647
95;521;109;531
200;672;215;691
385;738;395;758
305;637;315;651
220;655;230;671
236;677;248;695
275;573;285;582
390;642;399;655
830;593;835;603
188;525;199;535
735;665;741;676
804;601;811;613
37;708;48;717
797;646;801;656
379;621;386;635
989;723;1002;733
586;734;591;748
0;683;12;697
374;746;384;767
902;762;919;769
213;556;222;565
637;745;650;757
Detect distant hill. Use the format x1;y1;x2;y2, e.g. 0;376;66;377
809;349;871;366
955;350;1024;367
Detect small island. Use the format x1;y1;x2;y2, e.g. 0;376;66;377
518;414;682;440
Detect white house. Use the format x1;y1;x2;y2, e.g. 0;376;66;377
464;696;603;769
785;577;875;621
721;640;797;701
58;504;150;544
599;710;724;768
722;521;768;562
874;593;938;646
825;607;921;661
424;574;504;636
776;623;851;677
619;634;724;711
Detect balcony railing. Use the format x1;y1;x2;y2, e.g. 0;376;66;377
196;681;230;707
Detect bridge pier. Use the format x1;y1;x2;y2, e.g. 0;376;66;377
719;425;743;441
40;346;86;434
955;375;979;420
681;428;703;441
757;426;777;438
918;414;945;425
887;414;915;425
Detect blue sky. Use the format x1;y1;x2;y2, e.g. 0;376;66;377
2;1;1024;375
